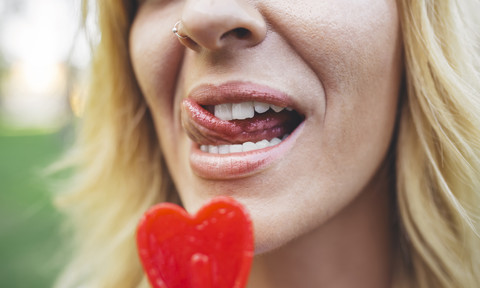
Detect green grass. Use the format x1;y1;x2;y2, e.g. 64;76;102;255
0;127;70;288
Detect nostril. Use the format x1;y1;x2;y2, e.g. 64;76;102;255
233;28;251;39
221;28;252;41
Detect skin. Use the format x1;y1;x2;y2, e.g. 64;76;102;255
130;0;403;287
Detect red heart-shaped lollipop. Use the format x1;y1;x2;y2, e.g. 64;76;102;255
136;197;254;288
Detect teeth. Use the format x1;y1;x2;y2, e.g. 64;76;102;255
253;102;269;113
269;137;281;146
199;134;289;154
232;102;254;120
208;145;219;154
218;145;230;154
256;139;269;149
214;103;233;121
230;144;243;153
270;105;284;113
214;102;292;120
242;142;257;152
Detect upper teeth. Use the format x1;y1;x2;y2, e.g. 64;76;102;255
214;102;292;121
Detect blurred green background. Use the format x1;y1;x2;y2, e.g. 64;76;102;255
0;0;90;287
0;127;68;287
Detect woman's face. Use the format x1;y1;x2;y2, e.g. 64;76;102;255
130;0;402;253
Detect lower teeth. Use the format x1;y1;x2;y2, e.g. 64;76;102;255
200;134;289;154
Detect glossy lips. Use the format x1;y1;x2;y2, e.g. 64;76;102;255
182;99;301;145
182;82;305;179
136;197;254;288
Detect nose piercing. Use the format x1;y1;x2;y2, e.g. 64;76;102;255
172;21;188;39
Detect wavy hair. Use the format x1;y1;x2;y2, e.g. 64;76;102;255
54;0;480;287
395;0;480;287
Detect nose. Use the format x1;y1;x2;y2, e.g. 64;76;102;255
179;0;266;51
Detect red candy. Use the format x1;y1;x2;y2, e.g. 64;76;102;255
136;197;254;288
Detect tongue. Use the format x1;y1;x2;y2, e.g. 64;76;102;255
182;99;301;145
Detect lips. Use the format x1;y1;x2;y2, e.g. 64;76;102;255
182;82;305;179
182;99;302;145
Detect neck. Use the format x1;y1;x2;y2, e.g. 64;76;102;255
247;165;395;288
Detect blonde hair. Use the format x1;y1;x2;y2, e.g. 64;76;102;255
54;0;480;287
55;1;169;287
395;0;480;287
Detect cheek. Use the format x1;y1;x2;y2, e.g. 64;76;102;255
266;0;402;156
130;5;203;204
322;8;402;167
130;5;184;125
130;6;194;191
264;0;400;91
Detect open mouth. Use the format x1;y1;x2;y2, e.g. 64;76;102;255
182;82;305;179
196;102;304;154
182;96;304;155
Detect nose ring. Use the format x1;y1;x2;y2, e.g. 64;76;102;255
172;21;188;39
